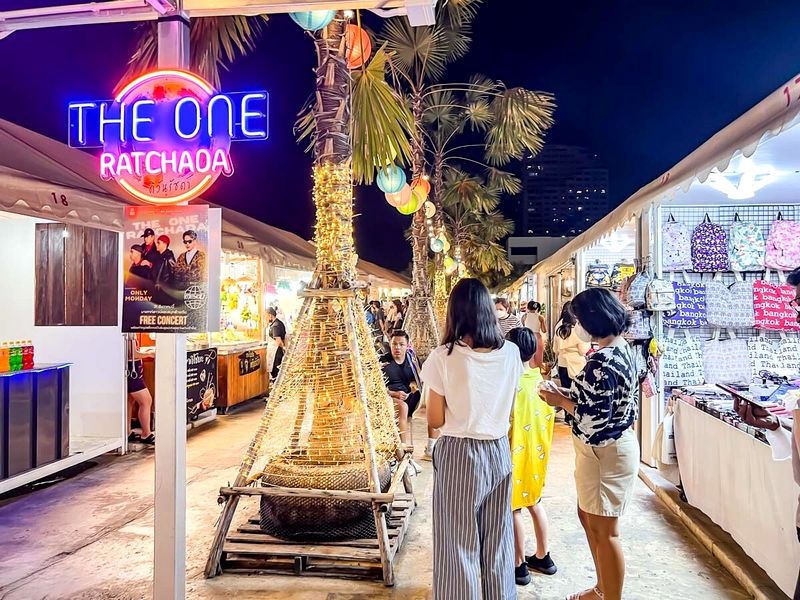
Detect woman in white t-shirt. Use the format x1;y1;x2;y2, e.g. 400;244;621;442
422;278;524;600
522;301;547;367
552;301;590;389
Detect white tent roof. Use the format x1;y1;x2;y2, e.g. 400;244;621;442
0;118;410;288
516;72;800;284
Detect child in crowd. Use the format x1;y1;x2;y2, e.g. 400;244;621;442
506;327;557;586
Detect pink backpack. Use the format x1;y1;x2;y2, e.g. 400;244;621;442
764;213;800;271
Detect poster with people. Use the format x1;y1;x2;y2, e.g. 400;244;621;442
123;205;211;333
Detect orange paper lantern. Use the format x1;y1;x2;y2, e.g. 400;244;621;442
345;24;372;69
411;177;431;197
386;184;412;207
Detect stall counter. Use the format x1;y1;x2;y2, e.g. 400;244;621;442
674;398;799;596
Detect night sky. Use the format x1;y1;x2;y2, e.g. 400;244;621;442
2;1;800;271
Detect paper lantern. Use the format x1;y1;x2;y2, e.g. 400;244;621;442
412;178;431;198
430;238;445;253
396;190;421;215
289;11;335;31
444;256;457;273
424;201;436;219
386;184;412;207
345;24;372;69
377;165;406;194
441;235;451;252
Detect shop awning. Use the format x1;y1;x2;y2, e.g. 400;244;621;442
517;72;800;283
357;258;412;290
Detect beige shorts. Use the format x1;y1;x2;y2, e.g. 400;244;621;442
573;428;640;517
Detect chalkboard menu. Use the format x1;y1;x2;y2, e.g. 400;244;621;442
238;349;262;376
187;348;217;422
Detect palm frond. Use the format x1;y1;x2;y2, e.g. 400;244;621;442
120;16;267;90
351;46;415;184
381;18;449;85
485;167;521;195
486;87;556;165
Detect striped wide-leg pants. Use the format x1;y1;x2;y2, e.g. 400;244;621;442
432;435;516;600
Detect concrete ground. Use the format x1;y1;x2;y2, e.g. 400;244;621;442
0;403;753;600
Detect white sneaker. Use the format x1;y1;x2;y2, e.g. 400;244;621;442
422;448;434;461
410;459;422;474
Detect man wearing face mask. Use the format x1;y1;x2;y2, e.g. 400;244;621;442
495;297;522;336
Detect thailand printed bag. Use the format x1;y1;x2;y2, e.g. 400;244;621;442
748;337;779;379
764;213;800;271
663;282;707;329
646;278;676;312
728;215;765;272
661;331;704;387
703;336;751;384
586;262;611;288
776;336;800;377
691;214;729;272
753;279;800;331
705;280;755;329
662;214;692;271
624;309;652;341
629;271;653;309
611;262;636;291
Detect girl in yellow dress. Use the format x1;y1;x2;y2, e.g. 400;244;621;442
506;327;557;586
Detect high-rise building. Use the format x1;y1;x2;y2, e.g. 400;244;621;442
520;145;609;237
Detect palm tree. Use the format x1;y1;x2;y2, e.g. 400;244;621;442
439;168;515;288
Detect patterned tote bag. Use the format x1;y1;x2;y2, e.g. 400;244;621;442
753;278;800;331
704;336;751;384
748;336;779;379
662;214;692;271
705;280;755;329
663;282;707;329
728;214;765;272
764;212;800;271
776;335;800;377
662;331;705;387
691;214;729;272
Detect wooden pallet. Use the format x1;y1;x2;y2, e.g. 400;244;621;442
219;494;415;583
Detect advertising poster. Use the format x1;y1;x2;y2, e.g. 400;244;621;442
123;205;210;333
187;348;217;422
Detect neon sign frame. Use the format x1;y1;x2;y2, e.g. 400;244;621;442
69;69;268;205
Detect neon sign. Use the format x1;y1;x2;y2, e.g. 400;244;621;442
69;70;268;205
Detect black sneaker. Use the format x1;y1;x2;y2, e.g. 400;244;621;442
128;432;141;443
526;552;557;575
515;562;531;586
140;433;155;445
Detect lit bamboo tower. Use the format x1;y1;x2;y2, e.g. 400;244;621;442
206;13;413;584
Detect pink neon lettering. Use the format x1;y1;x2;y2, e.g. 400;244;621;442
161;151;177;172
129;151;145;176
178;151;194;173
145;151;161;174
117;153;133;176
100;153;115;178
195;149;211;173
212;149;233;175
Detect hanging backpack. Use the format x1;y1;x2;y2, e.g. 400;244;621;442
628;270;653;309
662;214;692;271
764;212;800;271
728;214;765;272
610;262;636;290
624;309;652;341
585;262;611;288
691;214;729;272
646;277;677;312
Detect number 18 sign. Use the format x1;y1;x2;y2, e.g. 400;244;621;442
69;69;268;205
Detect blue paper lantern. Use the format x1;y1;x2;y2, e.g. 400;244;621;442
430;238;445;253
376;165;406;194
289;11;336;31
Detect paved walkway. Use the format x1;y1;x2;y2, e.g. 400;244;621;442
0;404;751;599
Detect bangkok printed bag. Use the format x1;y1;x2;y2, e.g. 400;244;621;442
586;262;611;288
611;262;636;291
661;331;704;387
764;213;800;271
748;337;779;379
703;336;751;384
628;270;653;309
663;282;707;329
753;279;800;331
646;278;676;312
662;214;692;271
624;309;652;341
728;215;765;272
705;280;755;329
691;214;729;272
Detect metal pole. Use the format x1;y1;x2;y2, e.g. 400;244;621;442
154;11;190;600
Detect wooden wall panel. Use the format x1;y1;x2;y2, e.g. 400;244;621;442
64;224;85;326
82;227;102;325
98;230;119;325
35;224;66;326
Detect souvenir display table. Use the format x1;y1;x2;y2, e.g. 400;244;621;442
672;389;799;596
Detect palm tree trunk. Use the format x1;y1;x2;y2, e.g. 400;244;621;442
432;151;447;329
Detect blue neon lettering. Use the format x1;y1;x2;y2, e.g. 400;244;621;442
70;102;96;146
241;93;267;138
99;102;125;144
208;95;234;138
174;98;201;139
132;100;155;141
